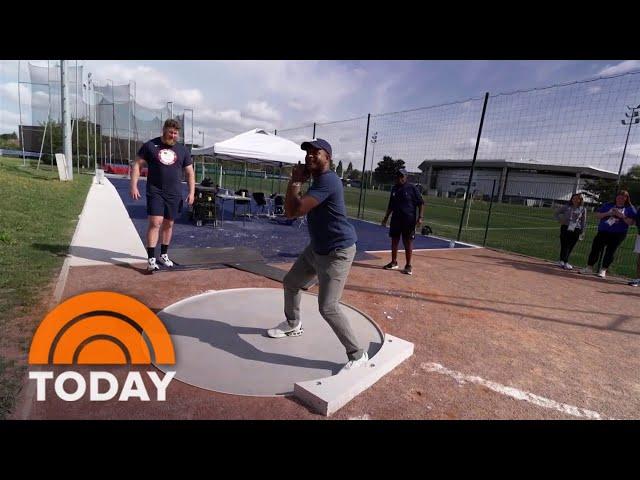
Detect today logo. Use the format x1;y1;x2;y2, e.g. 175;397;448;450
28;291;176;402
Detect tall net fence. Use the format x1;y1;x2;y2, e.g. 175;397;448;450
11;62;190;171
274;71;640;278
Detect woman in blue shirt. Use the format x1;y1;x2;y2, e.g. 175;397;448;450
579;190;636;278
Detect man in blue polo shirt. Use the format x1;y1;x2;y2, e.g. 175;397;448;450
381;168;424;275
266;138;368;372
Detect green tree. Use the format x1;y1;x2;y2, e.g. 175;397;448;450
336;160;343;178
373;155;406;185
584;168;640;206
345;161;353;177
0;132;19;149
348;169;362;180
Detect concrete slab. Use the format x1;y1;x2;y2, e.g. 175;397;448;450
294;334;414;416
153;288;385;396
69;176;147;267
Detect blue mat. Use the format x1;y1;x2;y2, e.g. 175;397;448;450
112;178;471;263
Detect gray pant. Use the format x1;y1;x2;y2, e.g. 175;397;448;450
283;243;363;361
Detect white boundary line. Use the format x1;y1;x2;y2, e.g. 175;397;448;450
421;362;608;420
364;248;479;254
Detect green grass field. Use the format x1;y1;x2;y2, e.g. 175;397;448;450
0;156;92;418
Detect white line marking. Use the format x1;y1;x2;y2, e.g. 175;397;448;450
348;414;371;420
364;247;481;254
421;362;607;420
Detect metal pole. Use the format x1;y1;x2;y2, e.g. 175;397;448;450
128;82;131;166
75;60;79;174
312;122;316;138
368;132;378;188
107;79;114;165
357;114;371;219
483;179;497;247
85;76;89;170
17;60;26;166
132;80;137;160
93;83;97;171
61;60;73;180
617;106;638;188
457;92;490;242
48;60;53;163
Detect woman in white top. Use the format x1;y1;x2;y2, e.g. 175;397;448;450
553;193;587;270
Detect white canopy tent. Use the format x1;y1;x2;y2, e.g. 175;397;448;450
191;128;305;191
192;128;304;166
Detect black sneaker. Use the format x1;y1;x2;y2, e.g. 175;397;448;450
383;261;399;270
402;264;413;275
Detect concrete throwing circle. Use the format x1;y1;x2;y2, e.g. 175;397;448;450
154;288;384;396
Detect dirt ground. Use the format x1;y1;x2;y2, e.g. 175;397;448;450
12;247;640;420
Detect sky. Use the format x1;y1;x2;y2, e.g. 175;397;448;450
2;60;640;173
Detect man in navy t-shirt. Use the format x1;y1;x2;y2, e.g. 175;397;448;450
130;118;195;273
381;168;424;275
265;138;368;372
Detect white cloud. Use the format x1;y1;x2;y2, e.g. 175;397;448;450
342;150;364;161
606;142;640;158
86;62;203;110
173;89;204;107
220;61;362;118
0;109;21;134
243;100;281;122
196;107;276;135
453;136;496;153
287;99;306;111
597;60;640;77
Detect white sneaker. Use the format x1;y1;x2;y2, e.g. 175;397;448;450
147;257;160;272
564;263;573;270
628;278;640;287
340;352;369;372
158;253;174;267
267;321;303;338
557;261;566;268
597;269;607;278
579;266;593;275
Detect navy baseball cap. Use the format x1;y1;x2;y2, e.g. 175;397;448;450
396;168;408;176
301;138;332;157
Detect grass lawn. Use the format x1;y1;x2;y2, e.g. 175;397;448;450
0;156;92;418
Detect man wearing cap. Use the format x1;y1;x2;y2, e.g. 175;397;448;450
265;138;368;372
381;168;424;275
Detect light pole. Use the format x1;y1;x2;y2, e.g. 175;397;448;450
167;101;173;119
361;131;378;214
184;108;194;150
368;131;378;188
198;130;205;148
618;103;640;188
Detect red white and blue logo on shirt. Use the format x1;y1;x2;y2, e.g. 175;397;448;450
158;149;177;165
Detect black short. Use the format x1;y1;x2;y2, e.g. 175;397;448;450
389;222;416;239
146;189;181;220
